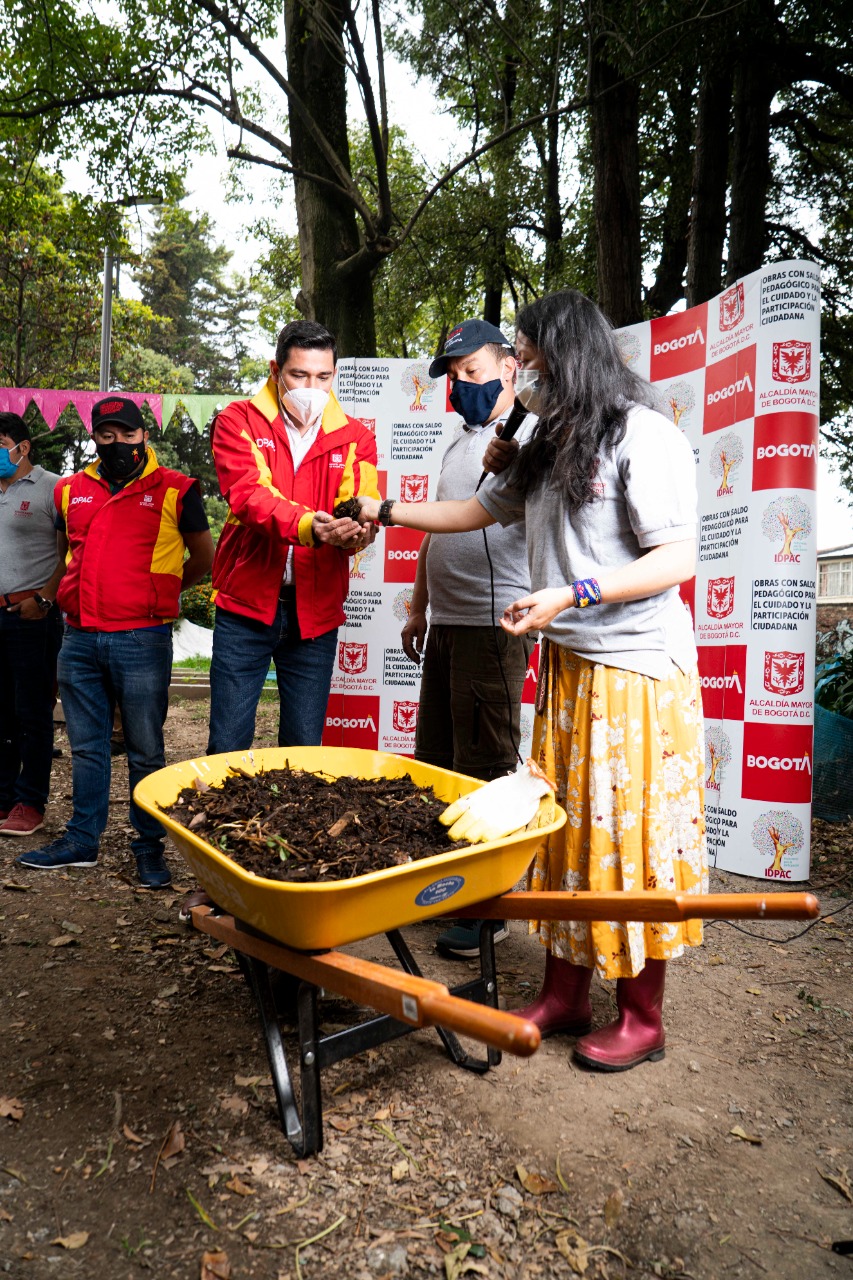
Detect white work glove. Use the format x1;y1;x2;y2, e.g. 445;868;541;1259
439;759;556;844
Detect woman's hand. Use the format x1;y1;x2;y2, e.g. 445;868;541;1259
356;496;381;524
501;587;574;636
482;423;520;475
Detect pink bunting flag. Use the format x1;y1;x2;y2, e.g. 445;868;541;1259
0;388;163;431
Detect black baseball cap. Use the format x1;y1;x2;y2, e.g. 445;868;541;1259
428;319;514;378
91;396;146;432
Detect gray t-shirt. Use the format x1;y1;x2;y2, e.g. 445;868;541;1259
0;465;60;595
427;410;534;626
477;405;697;679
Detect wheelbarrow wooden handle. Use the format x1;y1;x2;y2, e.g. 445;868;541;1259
191;906;540;1057
455;890;820;922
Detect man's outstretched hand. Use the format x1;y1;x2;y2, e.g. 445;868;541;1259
312;511;363;547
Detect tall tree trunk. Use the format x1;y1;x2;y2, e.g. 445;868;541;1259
727;41;775;283
686;56;733;306
542;110;564;290
589;43;642;326
646;84;696;315
285;0;377;356
482;48;519;327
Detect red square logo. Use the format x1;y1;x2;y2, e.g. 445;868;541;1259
772;340;811;383
752;412;818;492
679;576;696;623
322;694;380;750
697;645;747;720
719;283;744;331
19;500;30;511
384;527;425;583
742;723;813;803
337;641;368;675
763;651;805;695
521;644;540;705
400;474;429;502
703;345;756;432
649;304;708;380
706;576;735;619
392;700;419;733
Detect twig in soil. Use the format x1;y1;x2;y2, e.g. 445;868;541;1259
185;1187;218;1230
295;1213;347;1280
368;1122;423;1172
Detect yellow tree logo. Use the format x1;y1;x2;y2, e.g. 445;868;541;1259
761;495;812;563
392;588;413;622
659;379;696;429
705;726;732;791
616;332;641;369
349;542;378;579
401;361;436;412
709;431;744;496
751;810;804;875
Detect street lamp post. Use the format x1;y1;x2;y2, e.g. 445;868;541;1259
98;194;162;393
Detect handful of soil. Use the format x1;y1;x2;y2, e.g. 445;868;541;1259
332;498;364;521
166;765;456;883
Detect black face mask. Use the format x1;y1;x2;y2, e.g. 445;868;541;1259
448;377;504;426
96;440;146;480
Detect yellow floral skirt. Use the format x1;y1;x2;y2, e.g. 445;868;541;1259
528;641;707;979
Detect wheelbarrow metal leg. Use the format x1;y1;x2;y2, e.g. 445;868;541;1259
241;954;308;1154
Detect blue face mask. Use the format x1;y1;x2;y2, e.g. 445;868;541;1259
0;443;22;478
449;377;504;426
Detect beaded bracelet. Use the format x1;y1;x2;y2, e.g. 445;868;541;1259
571;578;602;608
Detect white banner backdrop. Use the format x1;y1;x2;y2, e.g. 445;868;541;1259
327;260;820;881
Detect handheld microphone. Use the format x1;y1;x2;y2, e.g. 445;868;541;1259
496;396;530;445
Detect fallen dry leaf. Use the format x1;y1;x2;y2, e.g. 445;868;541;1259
328;1116;358;1134
51;1231;89;1250
161;1120;186;1161
225;1175;255;1196
391;1159;409;1182
819;1166;853;1203
48;935;78;948
123;1124;145;1145
746;987;762;996
555;1228;590;1274
200;1248;232;1280
516;1163;558;1195
0;1208;12;1221
233;1074;264;1087
220;1094;249;1117
730;1125;762;1145
60;920;83;934
0;1097;24;1122
604;1187;624;1228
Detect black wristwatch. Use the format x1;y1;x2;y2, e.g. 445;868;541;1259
34;594;53;612
378;498;396;527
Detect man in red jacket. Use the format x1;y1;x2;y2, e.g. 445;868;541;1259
207;320;379;754
16;397;214;887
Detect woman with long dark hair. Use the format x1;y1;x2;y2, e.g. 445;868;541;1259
357;289;707;1072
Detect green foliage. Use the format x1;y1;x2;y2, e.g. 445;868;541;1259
815;654;853;720
180;582;216;629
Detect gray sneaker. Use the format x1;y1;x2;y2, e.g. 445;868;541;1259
435;919;509;959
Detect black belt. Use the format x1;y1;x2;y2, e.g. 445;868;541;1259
279;584;297;601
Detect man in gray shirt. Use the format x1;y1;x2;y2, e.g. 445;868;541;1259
401;320;533;958
0;414;64;837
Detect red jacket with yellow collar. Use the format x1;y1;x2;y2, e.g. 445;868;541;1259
55;450;198;631
210;380;379;635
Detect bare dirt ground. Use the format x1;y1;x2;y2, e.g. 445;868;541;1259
1;697;852;1280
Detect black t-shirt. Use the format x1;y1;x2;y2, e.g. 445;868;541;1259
55;471;209;535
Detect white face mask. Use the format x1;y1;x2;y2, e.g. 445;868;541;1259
515;369;545;413
280;386;330;427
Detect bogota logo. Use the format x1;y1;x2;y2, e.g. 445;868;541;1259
616;332;641;369
709;431;743;496
392;588;413;622
772;340;811;384
660;380;695;429
704;726;732;791
761;495;812;563
338;641;368;675
763;651;805;695
719;283;744;331
706;576;735;618
349;541;377;580
401;474;428;502
751;809;804;878
401;361;437;412
392;701;419;733
353;417;375;433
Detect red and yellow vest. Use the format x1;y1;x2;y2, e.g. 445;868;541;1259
55;450;198;631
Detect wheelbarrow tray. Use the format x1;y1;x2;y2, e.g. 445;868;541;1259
134;746;566;951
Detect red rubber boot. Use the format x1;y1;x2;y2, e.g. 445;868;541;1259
512;951;593;1038
573;959;666;1071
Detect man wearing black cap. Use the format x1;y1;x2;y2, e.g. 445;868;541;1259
401;319;535;958
0;413;64;837
15;397;214;888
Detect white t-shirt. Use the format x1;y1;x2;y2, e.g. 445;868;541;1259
281;411;323;586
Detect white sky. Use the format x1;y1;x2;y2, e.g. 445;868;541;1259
60;48;853;548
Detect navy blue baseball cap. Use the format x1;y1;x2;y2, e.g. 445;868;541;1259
428;319;514;378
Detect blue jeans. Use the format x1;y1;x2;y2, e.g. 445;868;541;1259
208;600;337;753
0;606;63;812
57;626;172;854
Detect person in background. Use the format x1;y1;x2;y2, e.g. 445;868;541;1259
206;320;378;756
403;319;535;960
0;414;64;837
16;397;214;888
355;289;707;1072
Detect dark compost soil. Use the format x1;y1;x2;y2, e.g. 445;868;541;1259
166;766;455;882
332;498;364;520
